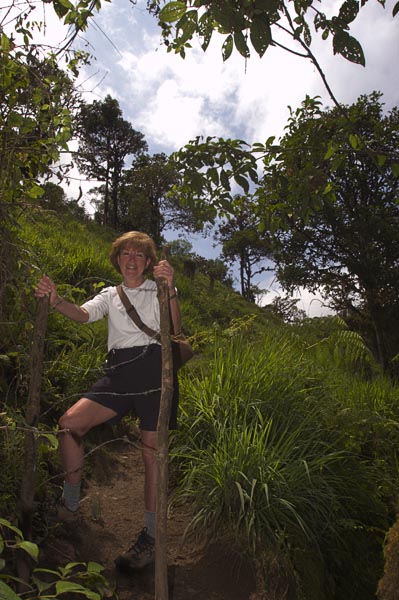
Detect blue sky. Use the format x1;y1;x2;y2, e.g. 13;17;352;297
12;0;399;315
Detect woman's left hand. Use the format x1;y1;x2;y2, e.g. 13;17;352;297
153;260;175;289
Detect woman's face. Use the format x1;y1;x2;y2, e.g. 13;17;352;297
117;244;151;286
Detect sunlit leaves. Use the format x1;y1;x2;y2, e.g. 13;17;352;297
159;0;187;23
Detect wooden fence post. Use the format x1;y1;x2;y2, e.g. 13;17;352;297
155;277;174;600
17;295;49;583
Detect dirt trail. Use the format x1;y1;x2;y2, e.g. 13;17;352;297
42;439;257;600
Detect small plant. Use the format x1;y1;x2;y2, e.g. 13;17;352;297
0;518;117;599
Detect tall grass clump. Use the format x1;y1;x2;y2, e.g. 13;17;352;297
173;332;395;599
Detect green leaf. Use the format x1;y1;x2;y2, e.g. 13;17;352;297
55;581;100;599
31;574;55;594
333;30;365;66
38;432;58;449
220;169;231;190
250;15;271;57
222;34;234;61
394;0;399;16
391;163;399;177
0;580;21;600
198;12;213;51
16;541;39;562
208;167;220;186
87;561;105;573
234;174;250;193
348;133;360;149
26;183;45;199
211;4;242;32
159;1;187;23
53;0;71;18
0;519;23;539
176;12;197;45
234;30;250;58
1;33;11;51
338;0;359;25
324;140;338;159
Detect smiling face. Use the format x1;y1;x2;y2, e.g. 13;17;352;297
117;244;151;288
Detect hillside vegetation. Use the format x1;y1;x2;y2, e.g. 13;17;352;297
1;207;399;600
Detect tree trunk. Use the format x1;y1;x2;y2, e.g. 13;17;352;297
155;278;174;600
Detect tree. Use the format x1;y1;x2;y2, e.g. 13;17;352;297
76;95;148;227
260;92;399;370
0;7;83;320
214;196;273;301
118;152;205;244
263;296;306;323
39;182;87;219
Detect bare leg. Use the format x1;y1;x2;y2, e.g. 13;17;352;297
59;397;117;484
141;430;158;512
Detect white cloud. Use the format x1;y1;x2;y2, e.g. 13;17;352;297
257;284;335;319
75;0;398;155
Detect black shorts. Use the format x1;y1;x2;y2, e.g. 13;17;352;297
84;344;179;431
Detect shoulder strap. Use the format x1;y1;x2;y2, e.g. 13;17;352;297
116;284;161;342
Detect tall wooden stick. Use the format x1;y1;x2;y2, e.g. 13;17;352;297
18;295;49;583
155;277;174;600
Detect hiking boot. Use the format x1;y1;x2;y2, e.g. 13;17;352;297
55;499;81;523
115;528;155;572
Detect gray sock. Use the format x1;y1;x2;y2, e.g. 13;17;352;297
62;481;81;512
144;510;156;539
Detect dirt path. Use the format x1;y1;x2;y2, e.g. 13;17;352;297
42;438;257;600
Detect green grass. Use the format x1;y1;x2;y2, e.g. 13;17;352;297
172;332;399;599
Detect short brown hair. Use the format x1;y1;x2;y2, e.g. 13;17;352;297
110;231;157;275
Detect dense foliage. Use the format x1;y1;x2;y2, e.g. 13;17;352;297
259;92;399;372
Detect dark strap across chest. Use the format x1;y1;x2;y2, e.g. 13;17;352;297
116;284;161;342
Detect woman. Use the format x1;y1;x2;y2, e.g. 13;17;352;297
34;231;181;572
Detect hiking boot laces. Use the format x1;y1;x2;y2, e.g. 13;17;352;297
115;527;155;572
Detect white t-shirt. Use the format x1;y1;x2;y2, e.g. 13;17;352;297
81;279;161;351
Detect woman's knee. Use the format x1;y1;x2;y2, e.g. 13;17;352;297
59;405;90;438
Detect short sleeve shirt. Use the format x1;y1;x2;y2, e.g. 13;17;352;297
81;279;160;351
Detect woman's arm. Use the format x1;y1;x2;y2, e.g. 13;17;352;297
34;275;89;323
153;260;182;334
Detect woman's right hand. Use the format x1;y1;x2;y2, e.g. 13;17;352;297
34;274;58;306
